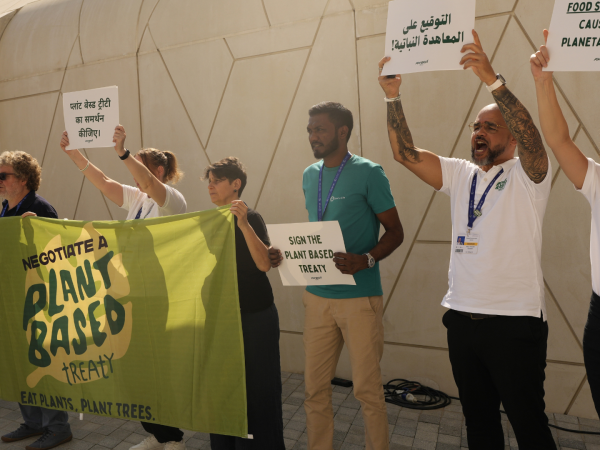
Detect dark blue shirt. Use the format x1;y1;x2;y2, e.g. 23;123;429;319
1;191;58;219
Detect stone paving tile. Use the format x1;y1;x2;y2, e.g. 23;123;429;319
284;428;303;440
97;436;121;449
123;433;145;445
83;432;108;444
555;414;580;425
438;434;461;446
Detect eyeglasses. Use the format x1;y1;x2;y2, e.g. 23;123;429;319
0;172;17;181
468;121;508;134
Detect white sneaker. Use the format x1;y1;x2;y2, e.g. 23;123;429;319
163;441;186;450
130;436;162;450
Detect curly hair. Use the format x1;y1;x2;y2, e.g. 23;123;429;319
136;148;183;185
203;157;247;197
0;151;42;191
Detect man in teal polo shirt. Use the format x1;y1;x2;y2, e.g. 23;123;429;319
271;102;403;450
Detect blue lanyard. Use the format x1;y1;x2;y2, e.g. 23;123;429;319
1;191;31;218
134;203;155;220
468;169;504;232
318;152;351;222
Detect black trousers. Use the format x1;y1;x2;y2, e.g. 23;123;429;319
442;310;556;450
584;291;600;417
210;303;285;450
141;422;183;443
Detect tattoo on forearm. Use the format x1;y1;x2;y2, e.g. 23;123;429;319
387;101;421;164
492;86;548;183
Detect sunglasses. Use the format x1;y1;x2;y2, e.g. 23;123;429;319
0;172;17;181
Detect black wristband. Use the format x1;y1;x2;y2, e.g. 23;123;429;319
119;149;130;160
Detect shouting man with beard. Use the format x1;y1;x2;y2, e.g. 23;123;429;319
378;30;555;449
270;101;403;450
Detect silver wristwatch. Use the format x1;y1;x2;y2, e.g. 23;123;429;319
364;253;375;269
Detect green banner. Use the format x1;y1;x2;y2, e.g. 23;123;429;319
0;208;247;437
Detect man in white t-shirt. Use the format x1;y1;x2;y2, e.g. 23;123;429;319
378;30;556;449
531;31;600;419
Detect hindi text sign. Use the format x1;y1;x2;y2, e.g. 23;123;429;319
267;221;356;286
62;86;119;149
545;0;600;71
382;0;476;76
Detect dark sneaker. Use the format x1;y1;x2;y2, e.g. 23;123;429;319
25;430;72;450
1;424;43;442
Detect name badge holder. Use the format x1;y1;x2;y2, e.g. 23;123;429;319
134;203;155;220
318;152;351;222
455;169;504;255
1;191;32;218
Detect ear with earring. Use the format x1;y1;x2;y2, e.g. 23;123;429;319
233;189;237;192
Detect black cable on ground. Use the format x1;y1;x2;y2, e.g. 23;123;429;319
384;379;451;410
384;379;600;436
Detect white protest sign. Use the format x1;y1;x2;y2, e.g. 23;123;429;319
267;221;356;286
382;0;476;76
62;86;119;150
545;1;600;71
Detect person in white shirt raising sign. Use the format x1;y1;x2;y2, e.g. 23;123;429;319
60;126;186;221
378;30;556;449
531;30;600;420
60;126;186;450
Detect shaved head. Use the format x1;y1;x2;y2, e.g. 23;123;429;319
478;104;504;124
481;103;500;113
470;104;516;168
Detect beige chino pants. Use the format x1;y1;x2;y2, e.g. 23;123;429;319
302;291;389;450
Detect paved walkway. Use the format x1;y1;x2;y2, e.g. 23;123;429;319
1;372;599;450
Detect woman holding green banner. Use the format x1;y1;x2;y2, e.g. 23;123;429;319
204;157;285;450
60;126;188;450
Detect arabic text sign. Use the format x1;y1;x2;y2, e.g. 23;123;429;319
63;86;119;149
545;1;600;71
382;0;476;75
267;221;356;286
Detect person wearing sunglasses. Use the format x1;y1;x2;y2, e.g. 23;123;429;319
0;151;73;450
60;127;187;450
378;29;555;449
0;151;57;219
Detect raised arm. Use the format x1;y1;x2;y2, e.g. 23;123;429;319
492;87;548;183
113;126;168;206
461;30;548;184
531;30;587;189
60;131;124;206
378;57;443;190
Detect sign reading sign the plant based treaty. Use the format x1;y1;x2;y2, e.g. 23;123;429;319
0;208;248;437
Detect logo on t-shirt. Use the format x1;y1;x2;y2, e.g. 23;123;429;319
495;179;508;191
330;196;345;202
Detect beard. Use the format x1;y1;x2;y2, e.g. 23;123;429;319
312;134;339;160
470;141;506;167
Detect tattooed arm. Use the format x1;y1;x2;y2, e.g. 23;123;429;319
379;57;443;190
492;86;548;183
460;29;548;183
